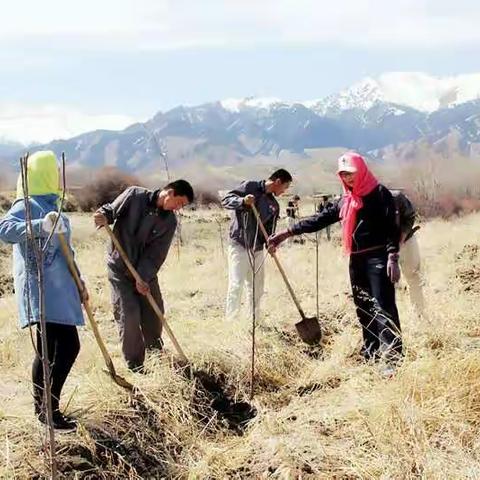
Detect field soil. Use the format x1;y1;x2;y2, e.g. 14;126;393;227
1;207;480;478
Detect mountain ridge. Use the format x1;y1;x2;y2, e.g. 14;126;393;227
2;72;479;173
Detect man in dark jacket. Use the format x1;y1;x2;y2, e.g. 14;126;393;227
221;169;292;322
391;189;425;316
94;180;194;371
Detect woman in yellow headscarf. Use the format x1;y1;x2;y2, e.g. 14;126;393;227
0;151;86;431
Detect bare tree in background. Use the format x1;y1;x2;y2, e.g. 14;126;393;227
143;126;183;257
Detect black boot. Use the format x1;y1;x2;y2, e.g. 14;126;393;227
36;395;77;432
127;361;146;374
38;410;77;432
360;343;381;362
146;337;163;352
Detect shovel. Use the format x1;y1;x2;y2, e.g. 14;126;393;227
251;204;321;345
58;233;134;391
102;225;189;365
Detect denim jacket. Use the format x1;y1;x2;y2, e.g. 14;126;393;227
0;195;85;328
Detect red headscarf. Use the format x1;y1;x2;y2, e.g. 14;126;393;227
338;152;378;254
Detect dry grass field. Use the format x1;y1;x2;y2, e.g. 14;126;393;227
1;206;480;479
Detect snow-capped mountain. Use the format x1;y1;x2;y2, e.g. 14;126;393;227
2;72;480;172
307;72;480;116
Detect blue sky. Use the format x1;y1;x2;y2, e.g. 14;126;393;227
1;0;479;143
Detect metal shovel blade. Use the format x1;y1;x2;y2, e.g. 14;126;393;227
295;317;322;345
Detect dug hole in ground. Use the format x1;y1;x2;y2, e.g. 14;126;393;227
1;207;480;479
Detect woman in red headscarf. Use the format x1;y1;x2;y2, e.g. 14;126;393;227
269;152;402;369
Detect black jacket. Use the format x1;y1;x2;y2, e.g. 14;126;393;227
99;186;177;282
291;184;400;254
391;191;417;241
221;180;279;251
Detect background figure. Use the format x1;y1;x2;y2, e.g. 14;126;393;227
391;189;426;317
293;195;301;216
290;195;305;244
286;200;296;230
317;195;333;241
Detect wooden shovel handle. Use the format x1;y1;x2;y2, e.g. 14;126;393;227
250;204;306;319
58;233;133;391
103;225;189;364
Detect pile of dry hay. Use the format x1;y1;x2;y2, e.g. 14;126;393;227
2;211;480;478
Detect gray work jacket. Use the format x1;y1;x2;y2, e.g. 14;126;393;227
99;186;177;282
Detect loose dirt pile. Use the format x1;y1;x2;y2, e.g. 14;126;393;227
0;194;12;214
455;243;480;293
18;362;257;479
190;369;257;433
0;243;13;296
37;398;173;479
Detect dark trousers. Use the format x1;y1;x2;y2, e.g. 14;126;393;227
32;323;80;413
110;275;164;370
349;251;402;361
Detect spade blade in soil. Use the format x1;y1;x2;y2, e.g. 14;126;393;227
295;317;322;345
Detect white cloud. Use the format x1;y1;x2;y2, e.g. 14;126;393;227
377;72;480;111
0;0;166;37
2;0;480;50
0;104;138;145
220;97;283;112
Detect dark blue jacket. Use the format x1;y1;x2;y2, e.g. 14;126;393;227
221;180;280;251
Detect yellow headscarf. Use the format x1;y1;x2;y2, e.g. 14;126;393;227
16;151;60;199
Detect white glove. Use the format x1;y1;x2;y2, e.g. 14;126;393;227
42;212;68;234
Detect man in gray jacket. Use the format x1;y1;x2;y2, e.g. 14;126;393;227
94;180;194;371
221;169;292;323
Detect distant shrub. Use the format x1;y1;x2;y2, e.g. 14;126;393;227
0;194;12;213
411;193;480;220
194;189;222;208
76;167;143;212
62;193;81;213
382;153;480;220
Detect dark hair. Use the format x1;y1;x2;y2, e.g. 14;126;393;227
293;195;300;201
269;169;292;183
164;179;194;203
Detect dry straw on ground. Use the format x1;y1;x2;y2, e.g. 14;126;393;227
1;208;480;479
